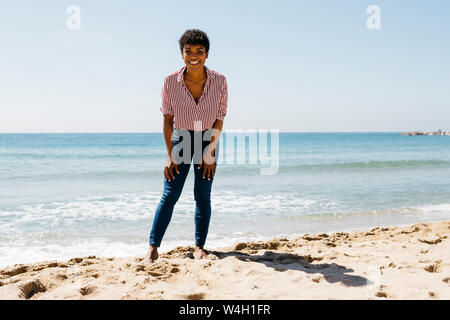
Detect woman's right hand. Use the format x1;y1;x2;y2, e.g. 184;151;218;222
164;156;179;182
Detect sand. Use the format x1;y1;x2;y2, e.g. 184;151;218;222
0;220;449;300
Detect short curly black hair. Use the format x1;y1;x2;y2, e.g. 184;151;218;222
179;29;210;53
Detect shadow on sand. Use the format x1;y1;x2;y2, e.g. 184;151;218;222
206;250;368;287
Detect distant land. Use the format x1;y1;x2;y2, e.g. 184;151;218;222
401;130;450;136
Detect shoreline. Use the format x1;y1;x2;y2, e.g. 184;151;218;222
1;215;448;270
3;203;449;269
1;220;449;300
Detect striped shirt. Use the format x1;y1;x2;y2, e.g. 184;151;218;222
160;65;228;131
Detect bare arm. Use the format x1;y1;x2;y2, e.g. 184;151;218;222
199;118;224;180
162;114;179;181
162;114;174;158
208;118;223;155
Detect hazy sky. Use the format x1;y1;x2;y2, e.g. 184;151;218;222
1;1;449;132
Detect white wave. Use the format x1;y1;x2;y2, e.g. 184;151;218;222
0;190;326;234
417;203;450;214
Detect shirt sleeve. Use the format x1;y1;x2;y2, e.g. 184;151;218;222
216;77;228;120
159;78;174;115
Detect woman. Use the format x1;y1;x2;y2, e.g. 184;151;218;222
144;29;228;263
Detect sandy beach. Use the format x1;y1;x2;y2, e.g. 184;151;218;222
0;220;448;300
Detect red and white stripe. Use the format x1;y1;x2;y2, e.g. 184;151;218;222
160;65;228;131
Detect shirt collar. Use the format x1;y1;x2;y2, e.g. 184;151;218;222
176;65;215;85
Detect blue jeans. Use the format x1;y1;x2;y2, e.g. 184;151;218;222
149;129;218;248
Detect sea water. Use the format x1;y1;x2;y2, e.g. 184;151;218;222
1;132;449;267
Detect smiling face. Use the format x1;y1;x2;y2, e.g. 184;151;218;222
182;44;208;71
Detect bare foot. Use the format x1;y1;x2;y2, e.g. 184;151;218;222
143;245;158;264
194;246;208;260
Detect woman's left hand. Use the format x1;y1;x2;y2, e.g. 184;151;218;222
198;157;216;181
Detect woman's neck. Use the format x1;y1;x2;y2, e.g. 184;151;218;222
184;66;206;81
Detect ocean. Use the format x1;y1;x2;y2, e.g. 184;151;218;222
1;132;449;267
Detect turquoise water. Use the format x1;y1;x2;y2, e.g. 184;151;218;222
1;132;449;267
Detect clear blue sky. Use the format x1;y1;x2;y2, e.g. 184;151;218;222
1;0;449;132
